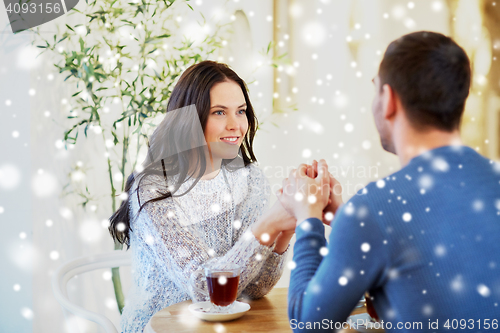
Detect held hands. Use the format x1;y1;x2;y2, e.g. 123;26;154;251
277;159;344;226
277;160;331;225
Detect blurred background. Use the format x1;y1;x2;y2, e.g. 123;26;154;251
1;0;499;332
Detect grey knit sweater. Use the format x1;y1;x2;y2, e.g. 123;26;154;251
120;163;289;332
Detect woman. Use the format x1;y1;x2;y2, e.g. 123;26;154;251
109;61;296;332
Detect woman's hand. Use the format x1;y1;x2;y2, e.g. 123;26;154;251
251;200;296;247
304;160;344;226
322;172;344;226
273;229;295;254
277;160;331;224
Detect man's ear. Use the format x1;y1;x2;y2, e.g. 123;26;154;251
381;84;397;121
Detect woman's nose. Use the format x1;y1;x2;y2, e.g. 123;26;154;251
226;114;240;130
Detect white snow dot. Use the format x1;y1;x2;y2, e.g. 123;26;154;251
302;149;312;158
360;270;365;275
32;172;58;197
233;220;241;229
362;140;371;150
361;242;371;252
105;297;117;310
116;222;126;232
325;212;334;221
211;204;220;213
45;219;53;227
113;172;123;182
319;247;328;256
12;131;20;138
55;140;64;149
425;207;430;212
434;244;446;257
218;276;228;285
0;206;4;214
288;261;297;270
402;212;412;222
49;251;59;260
388;268;399;279
477;284;491;297
214;323;226;333
431;1;443;11
376;180;386;188
102;271;112;281
383;240;388;244
0;164;22;190
256;253;262;261
338;276;348;286
28;89;36;96
261;233;270;242
167;211;174;218
344;123;354;132
307;195;317;204
473;200;484;212
422;304;433;316
145;235;154;245
344;205;355;215
300;221;312;231
294;192;304;202
494;199;500;211
5;99;12;106
79;220;103;243
13;284;21;291
21;307;33;320
451;275;464;292
207;249;215;256
420;189;426;195
419;174;434;190
432;157;449;172
19;232;27;239
422;289;427;294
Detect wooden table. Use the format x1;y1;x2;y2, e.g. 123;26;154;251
144;288;367;333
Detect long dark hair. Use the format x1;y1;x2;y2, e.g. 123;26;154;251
108;61;258;248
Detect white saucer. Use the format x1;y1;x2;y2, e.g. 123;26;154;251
347;313;385;332
188;301;250;322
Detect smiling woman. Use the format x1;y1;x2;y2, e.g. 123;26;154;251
203;81;250;178
106;61;297;333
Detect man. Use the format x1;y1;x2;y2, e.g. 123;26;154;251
279;31;500;332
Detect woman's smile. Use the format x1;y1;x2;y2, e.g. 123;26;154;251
220;136;240;145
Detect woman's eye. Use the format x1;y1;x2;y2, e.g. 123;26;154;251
238;109;247;114
214;111;224;115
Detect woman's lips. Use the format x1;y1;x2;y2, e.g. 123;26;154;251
220;136;240;145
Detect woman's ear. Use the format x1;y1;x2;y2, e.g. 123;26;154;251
381;84;397;121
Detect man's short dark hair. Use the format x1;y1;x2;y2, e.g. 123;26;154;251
379;31;471;132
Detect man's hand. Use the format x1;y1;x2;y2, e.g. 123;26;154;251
277;160;331;224
322;172;343;226
303;159;344;226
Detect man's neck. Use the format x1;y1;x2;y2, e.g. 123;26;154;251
394;128;462;167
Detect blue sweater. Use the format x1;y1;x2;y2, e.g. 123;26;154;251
289;146;500;332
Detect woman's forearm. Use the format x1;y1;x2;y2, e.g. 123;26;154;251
251;201;295;248
273;230;294;254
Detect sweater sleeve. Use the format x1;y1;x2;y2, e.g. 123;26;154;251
288;198;389;332
130;170;279;304
232;164;289;299
242;246;290;299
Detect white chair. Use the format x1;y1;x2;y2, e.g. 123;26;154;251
52;251;132;333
